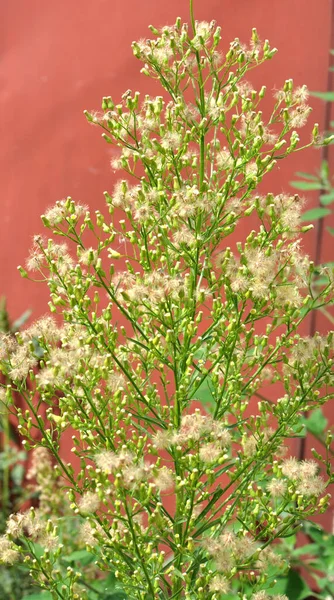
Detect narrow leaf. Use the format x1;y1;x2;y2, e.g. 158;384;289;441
320;191;334;205
302;408;328;437
61;549;95;565
22;593;53;600
292;543;318;557
291;181;323;191
300;207;331;221
295;172;319;181
11;463;25;486
311;91;334;101
270;569;312;600
194;377;215;409
12;309;32;332
313;275;331;286
320;159;330;181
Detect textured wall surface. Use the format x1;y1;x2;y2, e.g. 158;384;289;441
1;0;332;314
1;0;333;523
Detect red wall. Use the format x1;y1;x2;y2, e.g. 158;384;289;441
1;0;332;313
1;0;333;523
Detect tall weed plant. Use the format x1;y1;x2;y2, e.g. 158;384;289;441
0;5;334;600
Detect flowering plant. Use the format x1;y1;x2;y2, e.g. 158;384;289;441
0;4;334;600
0;299;34;599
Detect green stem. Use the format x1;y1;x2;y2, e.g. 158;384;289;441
189;0;196;35
19;388;79;491
2;389;10;518
123;498;156;599
194;365;331;538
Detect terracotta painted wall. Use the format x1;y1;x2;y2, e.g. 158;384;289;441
1;0;333;522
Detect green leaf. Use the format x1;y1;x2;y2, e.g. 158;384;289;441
194;376;215;409
12;309;32;332
302;408;328;437
295;172;320;181
311;91;334;101
172;568;186;580
31;337;45;358
300;207;331;221
290;181;323;191
270;569;312;600
320;159;330;181
90;573;128;600
61;549;95;565
285;570;312;600
292;543;318;557
22;593;53;600
320;191;334;205
303;521;326;543
11;463;25;486
313;275;331;286
193;343;208;361
327;226;334;236
322;261;334;269
282;534;297;548
101;593;127;600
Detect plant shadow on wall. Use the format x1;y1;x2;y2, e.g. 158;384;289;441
1;5;334;600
